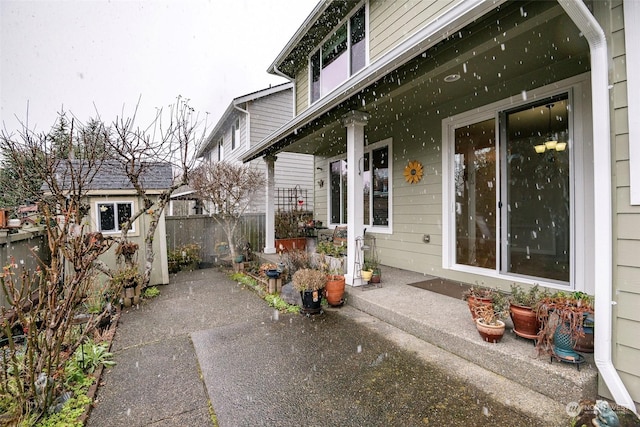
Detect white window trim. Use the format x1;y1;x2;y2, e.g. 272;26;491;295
326;137;393;234
308;0;369;105
441;74;592;292
624;0;640;205
95;201;135;234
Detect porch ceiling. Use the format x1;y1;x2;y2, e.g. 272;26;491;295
279;1;590;157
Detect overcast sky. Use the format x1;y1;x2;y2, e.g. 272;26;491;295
0;0;317;136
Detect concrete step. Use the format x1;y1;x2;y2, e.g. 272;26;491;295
334;304;571;426
344;282;598;408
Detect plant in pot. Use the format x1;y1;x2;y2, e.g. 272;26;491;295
292;268;327;316
462;284;495;322
509;283;549;340
111;266;143;308
473;290;509;343
365;256;381;284
535;291;594;363
317;254;345;307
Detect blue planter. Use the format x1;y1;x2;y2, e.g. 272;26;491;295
553;323;581;361
266;269;280;279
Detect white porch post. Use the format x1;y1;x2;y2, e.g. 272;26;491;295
264;155;277;254
342;111;370;285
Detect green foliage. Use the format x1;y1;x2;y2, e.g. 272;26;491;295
168;243;202;272
143;286;160;298
230;273;258;287
264;293;300;314
316;241;347;257
70;340;115;375
274;210;312;239
110;266;141;291
35;394;91;427
509;283;549;307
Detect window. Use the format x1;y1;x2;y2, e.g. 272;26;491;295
448;93;572;284
329;139;391;229
217;138;223;161
363;146;389;226
310;4;367;103
97;202;133;233
231;119;239;150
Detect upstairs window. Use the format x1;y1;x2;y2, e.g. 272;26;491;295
217;138;223;161
311;5;367;104
231;119;239;150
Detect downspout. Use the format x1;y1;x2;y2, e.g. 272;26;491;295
558;0;638;413
273;63;296;117
233;104;250;151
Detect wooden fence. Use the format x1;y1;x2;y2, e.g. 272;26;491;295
165;214;265;264
0;229;51;308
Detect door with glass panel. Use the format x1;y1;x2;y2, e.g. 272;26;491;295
454;93;571;283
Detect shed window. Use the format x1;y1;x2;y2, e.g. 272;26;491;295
97;202;134;233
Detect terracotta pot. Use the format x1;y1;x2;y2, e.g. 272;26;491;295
475;318;505;343
467;296;492;322
370;269;381;284
325;275;345;306
574;325;594;353
509;303;540;339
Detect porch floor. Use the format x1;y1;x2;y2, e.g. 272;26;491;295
259;254;598;423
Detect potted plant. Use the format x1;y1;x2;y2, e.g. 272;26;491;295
360;259;378;283
292;268;327;315
317;254;345;307
462;284;495;322
274;210;311;252
535;291;594;362
509;283;549;340
111;266;142;308
473;290;509;343
365;256;381;284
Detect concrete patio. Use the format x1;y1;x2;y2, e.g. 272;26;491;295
260;254;598;409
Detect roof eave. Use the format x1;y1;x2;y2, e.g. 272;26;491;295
245;0;504;163
266;0;329;77
196;83;295;159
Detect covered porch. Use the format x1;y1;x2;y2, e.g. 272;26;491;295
246;0;638;412
259;251;597;412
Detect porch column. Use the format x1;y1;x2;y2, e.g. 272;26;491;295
264;154;277;254
342;111;370;285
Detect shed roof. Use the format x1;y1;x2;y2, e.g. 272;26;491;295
47;160;174;192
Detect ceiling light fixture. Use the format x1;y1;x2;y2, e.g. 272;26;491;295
443;73;460;83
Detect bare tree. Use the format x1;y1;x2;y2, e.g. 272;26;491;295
107;96;206;287
0;117;115;418
190;161;265;260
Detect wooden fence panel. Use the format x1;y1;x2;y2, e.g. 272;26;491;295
165;214;265;264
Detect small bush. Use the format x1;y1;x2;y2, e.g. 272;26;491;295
143;286;160;298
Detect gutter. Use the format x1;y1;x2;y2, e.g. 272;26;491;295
243;0;500;163
272;63;297;118
233;104;250;151
558;0;638;414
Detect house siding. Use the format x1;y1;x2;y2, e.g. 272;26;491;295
295;67;309;116
369;0;454;62
610;0;640;404
249;88;293;146
201;86;314;214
